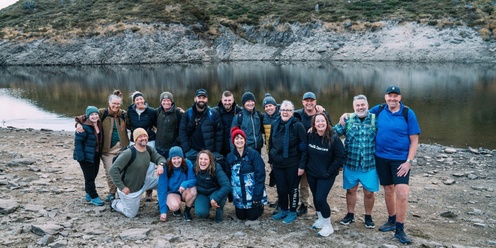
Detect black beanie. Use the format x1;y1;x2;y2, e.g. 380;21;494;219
242;92;256;105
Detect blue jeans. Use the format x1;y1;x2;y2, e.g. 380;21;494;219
194;193;227;219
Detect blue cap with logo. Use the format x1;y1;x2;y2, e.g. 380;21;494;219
386;86;401;94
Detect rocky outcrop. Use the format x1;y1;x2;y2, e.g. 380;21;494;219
0;21;495;65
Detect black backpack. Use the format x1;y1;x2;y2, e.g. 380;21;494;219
376;103;409;122
112;145;152;181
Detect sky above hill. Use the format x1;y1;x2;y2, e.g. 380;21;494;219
0;0;18;10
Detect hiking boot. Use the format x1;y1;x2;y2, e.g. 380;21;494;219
172;210;182;217
215;208;224;223
365;218;375;229
105;193;115;202
90;197;104;206
84;193;91;202
272;210;288;220
282;211;298;224
183;211;192;222
395;227;412;244
339;214;355;226
297;203;308;216
379;220;396;232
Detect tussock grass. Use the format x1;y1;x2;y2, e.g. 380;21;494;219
0;0;494;40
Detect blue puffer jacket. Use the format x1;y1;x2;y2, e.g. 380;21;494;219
179;104;223;153
231;108;264;151
195;164;231;203
73;121;103;163
157;159;197;214
127;103;157;141
226;147;268;209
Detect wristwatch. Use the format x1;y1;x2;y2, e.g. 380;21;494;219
407;159;414;164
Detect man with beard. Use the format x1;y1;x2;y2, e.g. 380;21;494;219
110;128;166;218
333;95;379;229
179;89;223;162
214;90;242;159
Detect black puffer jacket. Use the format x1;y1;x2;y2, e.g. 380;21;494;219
179;104;223;153
127;103;157;141
214;100;242;156
268;117;307;169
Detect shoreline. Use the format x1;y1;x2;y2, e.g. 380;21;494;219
0;125;494;247
3;126;494;152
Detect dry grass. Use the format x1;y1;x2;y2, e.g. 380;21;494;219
0;0;494;40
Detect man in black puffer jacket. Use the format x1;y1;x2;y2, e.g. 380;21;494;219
179;89;223;162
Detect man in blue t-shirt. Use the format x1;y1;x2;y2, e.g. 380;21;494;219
370;86;421;245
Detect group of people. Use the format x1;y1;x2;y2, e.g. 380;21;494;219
72;85;420;244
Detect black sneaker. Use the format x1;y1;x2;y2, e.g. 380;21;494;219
339;214;355;225
378;220;396;232
365;218;375;229
395;228;412;244
296;203;308;217
172;210;181;217
269;200;278;208
183;211;192;222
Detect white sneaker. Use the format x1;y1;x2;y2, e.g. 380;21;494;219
318;218;334;237
312;218;324;229
318;224;334;237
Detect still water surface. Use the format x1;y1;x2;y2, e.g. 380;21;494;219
0;62;495;149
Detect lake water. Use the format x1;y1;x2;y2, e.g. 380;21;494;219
0;62;495;149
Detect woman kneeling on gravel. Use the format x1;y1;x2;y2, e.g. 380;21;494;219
193;150;231;222
156;146;197;222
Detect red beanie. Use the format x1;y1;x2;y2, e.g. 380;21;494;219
231;126;246;144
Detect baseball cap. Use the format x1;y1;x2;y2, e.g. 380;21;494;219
195;89;208;97
386;86;401;94
302;91;316;100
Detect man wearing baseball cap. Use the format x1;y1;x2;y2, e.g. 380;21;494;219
294;91;332;216
371;86;421;244
179;88;223;162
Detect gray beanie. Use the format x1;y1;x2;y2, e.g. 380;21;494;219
160;92;174;102
263;93;277;108
168;146;184;160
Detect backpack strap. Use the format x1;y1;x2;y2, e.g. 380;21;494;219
346;114;356;132
376;103;408;123
121;146;137;181
101;109;109;122
121;145;152;181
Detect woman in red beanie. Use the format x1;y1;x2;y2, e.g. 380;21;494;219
226;127;268;220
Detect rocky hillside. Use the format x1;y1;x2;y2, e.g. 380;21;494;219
0;0;495;64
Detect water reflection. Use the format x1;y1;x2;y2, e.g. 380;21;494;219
0;62;495;149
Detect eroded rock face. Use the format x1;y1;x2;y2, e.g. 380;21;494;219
1;22;495;65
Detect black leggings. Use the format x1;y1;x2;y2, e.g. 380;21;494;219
273;165;300;212
79;155;101;199
307;174;336;218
